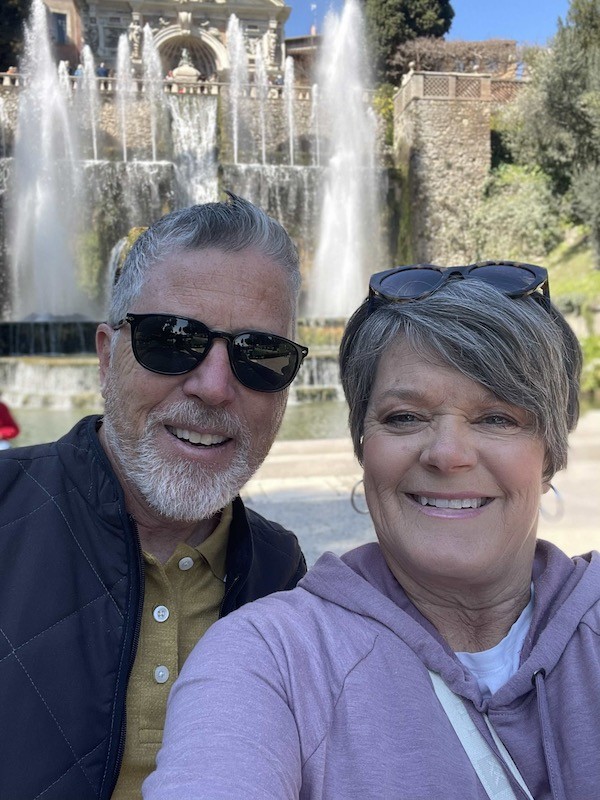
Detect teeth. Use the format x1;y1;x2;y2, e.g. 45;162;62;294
417;496;485;509
173;428;227;446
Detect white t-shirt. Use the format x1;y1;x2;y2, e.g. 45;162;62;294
455;588;534;697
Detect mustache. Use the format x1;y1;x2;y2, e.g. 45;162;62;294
146;399;247;441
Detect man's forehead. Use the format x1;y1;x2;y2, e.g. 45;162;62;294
137;247;296;327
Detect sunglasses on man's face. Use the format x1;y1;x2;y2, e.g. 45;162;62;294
113;313;309;393
369;261;550;302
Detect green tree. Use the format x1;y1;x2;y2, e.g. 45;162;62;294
0;0;29;71
508;0;600;265
362;0;454;83
471;165;562;263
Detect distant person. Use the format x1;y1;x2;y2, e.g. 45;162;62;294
0;194;308;799
96;61;109;78
144;262;600;800
0;400;19;449
73;63;83;77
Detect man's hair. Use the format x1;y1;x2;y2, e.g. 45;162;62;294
339;280;582;481
107;192;301;325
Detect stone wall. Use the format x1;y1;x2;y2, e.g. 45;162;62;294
394;72;493;265
0;78;316;164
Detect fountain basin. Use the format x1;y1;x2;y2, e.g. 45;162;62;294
0;320;98;356
0;356;102;409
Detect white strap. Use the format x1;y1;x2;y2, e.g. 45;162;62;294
428;670;534;800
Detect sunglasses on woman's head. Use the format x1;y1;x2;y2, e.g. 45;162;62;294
369;261;550;303
113;313;309;393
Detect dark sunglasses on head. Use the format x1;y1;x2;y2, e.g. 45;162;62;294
369;260;550;303
113;313;309;393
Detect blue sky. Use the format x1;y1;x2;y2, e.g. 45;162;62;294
285;0;572;45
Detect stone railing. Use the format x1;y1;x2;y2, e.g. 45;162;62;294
0;72;20;88
395;70;525;114
0;72;314;100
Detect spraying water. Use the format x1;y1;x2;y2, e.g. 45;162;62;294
8;0;96;320
77;45;100;160
308;0;379;318
116;35;135;162
283;56;296;166
310;83;320;167
142;25;166;162
170;95;218;205
226;14;249;164
0;98;7;157
254;40;269;165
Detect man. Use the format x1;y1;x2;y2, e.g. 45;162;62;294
0;194;308;799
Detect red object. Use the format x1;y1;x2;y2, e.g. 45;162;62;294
0;402;19;440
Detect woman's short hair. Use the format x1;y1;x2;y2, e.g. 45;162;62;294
107;192;300;326
339;279;582;480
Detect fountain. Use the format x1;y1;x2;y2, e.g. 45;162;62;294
116;35;136;163
142;25;167;163
226;15;249;165
77;46;100;161
253;41;269;166
308;0;380;318
8;0;94;322
0;0;390;406
283;56;296;166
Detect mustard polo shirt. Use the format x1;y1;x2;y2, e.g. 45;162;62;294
111;504;232;799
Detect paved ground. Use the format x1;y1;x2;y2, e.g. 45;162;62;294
241;410;600;567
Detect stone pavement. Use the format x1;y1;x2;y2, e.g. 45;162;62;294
242;410;600;567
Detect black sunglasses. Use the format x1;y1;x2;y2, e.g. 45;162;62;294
114;313;309;393
369;260;550;302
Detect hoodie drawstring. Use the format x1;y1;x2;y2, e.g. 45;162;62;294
532;669;567;800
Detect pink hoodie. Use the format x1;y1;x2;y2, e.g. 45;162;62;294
144;540;600;799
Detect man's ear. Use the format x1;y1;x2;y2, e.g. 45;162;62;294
541;481;552;495
96;323;114;395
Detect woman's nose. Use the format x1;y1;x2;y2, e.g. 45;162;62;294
419;417;478;472
181;339;237;406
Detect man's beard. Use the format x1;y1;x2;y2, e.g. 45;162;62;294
103;391;265;523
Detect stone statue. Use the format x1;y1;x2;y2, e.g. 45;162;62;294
173;47;201;84
263;27;277;67
128;18;142;60
179;48;192;67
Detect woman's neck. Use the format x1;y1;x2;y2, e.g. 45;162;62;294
403;578;532;652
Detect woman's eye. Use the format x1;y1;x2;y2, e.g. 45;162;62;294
480;414;518;428
384;412;421;426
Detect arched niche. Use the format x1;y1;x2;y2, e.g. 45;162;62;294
153;27;230;78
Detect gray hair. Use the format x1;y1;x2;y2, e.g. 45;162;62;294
107;192;301;326
339;280;582;481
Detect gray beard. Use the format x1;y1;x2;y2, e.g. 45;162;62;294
102;396;255;522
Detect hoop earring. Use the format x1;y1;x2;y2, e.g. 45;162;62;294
540;483;564;523
350;479;370;515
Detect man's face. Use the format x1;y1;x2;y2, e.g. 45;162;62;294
96;246;295;523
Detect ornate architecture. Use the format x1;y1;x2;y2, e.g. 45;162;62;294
45;0;291;76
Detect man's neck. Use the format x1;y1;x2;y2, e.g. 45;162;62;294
135;516;219;564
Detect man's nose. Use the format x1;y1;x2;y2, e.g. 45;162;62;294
180;339;237;406
419;417;478;473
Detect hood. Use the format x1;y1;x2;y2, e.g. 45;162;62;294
299;540;600;705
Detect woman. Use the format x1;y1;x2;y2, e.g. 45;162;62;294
144;262;600;800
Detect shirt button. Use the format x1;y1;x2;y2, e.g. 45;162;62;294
154;665;170;684
178;556;194;571
153;605;170;622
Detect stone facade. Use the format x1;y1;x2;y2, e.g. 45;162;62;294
53;0;290;77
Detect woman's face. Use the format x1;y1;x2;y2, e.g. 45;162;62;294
362;339;549;593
